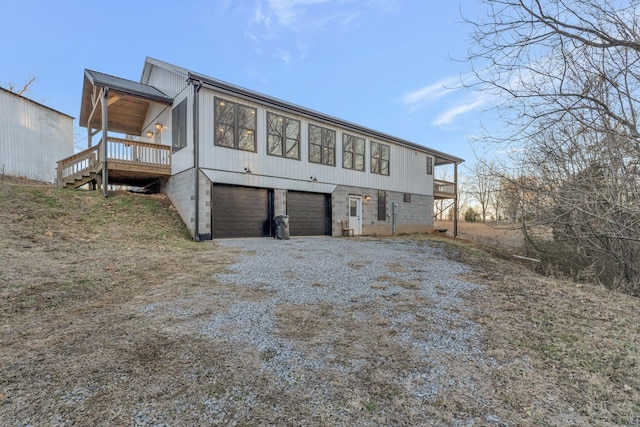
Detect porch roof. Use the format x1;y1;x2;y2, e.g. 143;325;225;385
79;69;173;135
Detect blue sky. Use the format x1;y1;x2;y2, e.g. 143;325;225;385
1;0;495;170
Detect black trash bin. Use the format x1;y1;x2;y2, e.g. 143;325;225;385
274;215;290;240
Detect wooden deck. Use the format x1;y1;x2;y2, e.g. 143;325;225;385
57;137;171;189
434;179;456;199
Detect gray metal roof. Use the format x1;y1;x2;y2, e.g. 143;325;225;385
183;69;464;166
141;57;464;165
80;69;173;134
84;69;172;104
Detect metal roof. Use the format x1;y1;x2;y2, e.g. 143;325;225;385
84;69;172;104
182;67;464;166
0;86;74;119
79;69;172;135
141;57;463;165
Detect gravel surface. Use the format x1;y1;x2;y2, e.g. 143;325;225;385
132;236;491;425
201;236;488;422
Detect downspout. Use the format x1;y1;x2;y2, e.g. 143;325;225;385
102;87;109;197
192;79;203;241
453;161;459;238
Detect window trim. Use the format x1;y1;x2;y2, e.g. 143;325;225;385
171;98;187;153
370;141;390;176
342;133;366;171
426;156;433;175
308;124;336;166
266;111;301;160
214;97;257;152
378;190;387;221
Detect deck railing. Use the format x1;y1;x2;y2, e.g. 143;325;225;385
57;145;99;186
57;137;171;187
434;179;456;198
104;137;171;167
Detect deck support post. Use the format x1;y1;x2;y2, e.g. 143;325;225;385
453;162;458;238
101;88;109;197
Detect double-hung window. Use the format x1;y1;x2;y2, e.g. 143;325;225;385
309;124;336;166
267;112;300;159
371;141;390;175
215;98;256;152
426;156;433;175
342;133;365;171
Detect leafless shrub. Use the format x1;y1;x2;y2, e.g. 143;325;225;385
465;0;640;293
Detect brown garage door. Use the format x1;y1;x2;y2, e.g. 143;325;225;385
212;184;273;238
287;191;331;236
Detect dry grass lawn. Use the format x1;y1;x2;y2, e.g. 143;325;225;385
435;219;526;251
1;179;639;426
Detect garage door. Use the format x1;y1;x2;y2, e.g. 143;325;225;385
287;191;331;236
212;185;272;238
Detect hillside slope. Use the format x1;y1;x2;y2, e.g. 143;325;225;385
1;180;639;426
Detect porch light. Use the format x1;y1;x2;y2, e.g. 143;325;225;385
155;122;163;130
146;131;154;137
364;195;371;201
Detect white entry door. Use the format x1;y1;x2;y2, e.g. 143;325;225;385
348;196;362;235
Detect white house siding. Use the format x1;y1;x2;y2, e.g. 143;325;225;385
140;58;456;238
141;60;189;99
0;88;73;183
140;103;171;145
198;88;432;196
138;89;194;175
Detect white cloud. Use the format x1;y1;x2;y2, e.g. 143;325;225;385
274;48;293;63
267;0;332;27
433;92;491;127
401;76;459;111
402;73;494;128
252;1;271;27
241;0;396;63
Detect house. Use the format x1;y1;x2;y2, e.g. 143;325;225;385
59;57;461;239
0;86;74;183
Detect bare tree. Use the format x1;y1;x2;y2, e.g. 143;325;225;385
466;161;500;222
7;76;36;95
489;180;502;221
433;167;455;220
465;0;640;292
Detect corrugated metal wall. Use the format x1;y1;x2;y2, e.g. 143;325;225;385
0;88;74;182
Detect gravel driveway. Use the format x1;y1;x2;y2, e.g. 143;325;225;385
189;236;494;425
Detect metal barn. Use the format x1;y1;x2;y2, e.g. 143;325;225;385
0;87;74;183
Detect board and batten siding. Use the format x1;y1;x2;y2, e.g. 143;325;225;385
0;88;73;183
142;62;189;99
139;61;196;175
197;88;434;196
137;80;194;175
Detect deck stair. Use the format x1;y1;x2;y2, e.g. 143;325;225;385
57;137;171;189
